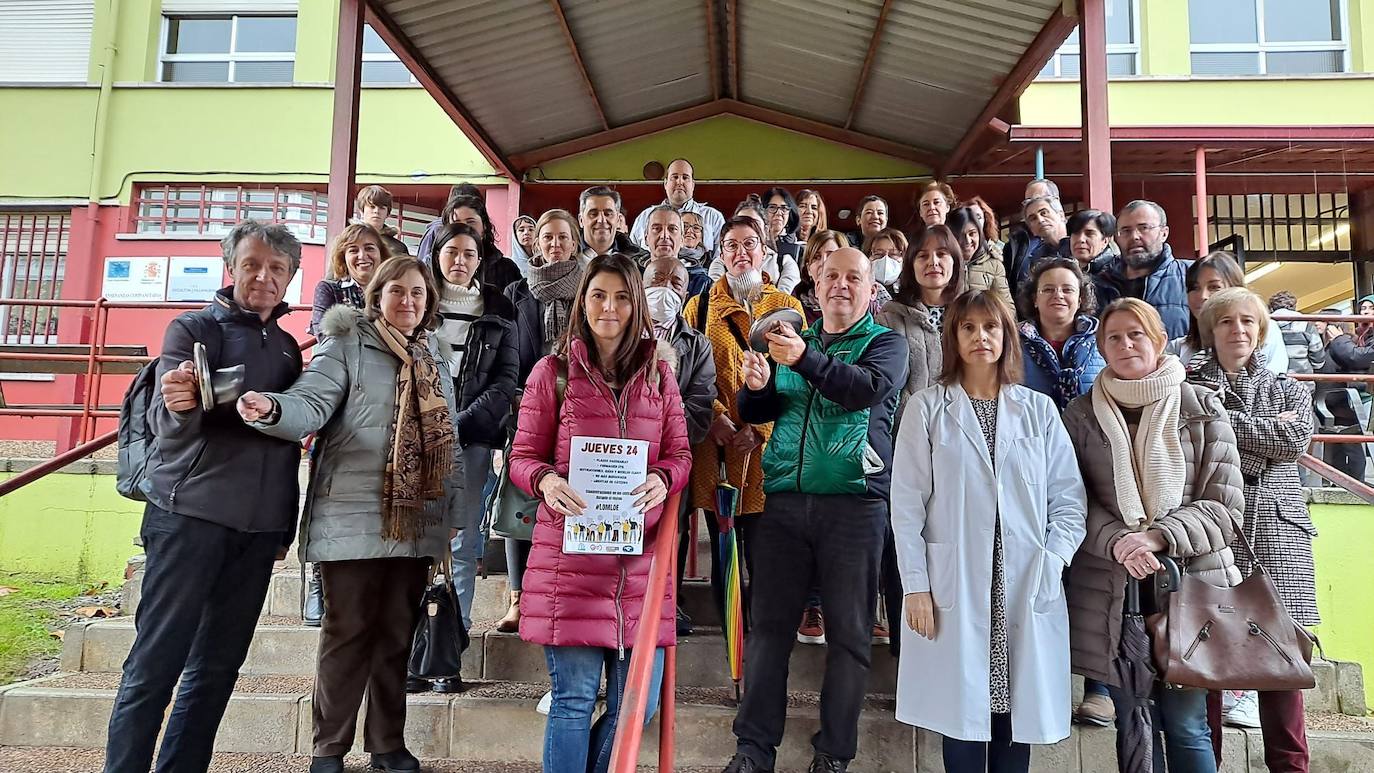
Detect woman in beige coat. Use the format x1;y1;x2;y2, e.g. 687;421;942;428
1062;298;1243;773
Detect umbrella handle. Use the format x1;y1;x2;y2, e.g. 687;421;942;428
1154;553;1182;594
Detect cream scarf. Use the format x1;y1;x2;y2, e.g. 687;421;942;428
1091;354;1186;528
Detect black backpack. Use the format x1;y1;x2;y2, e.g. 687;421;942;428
115;360;159;501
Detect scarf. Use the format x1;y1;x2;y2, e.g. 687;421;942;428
1091;354;1186;529
1020;318;1094;410
374;320;455;542
725;270;763;316
527;257;583;346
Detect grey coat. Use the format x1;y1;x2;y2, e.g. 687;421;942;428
875;299;943;427
1187;353;1320;625
1062;382;1245;685
665;317;718;447
252;305;464;563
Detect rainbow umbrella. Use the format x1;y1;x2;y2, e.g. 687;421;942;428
713;453;746;700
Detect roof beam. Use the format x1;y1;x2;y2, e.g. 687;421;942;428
364;2;516;179
728;0;740;99
941;7;1077;175
546;0;609;131
704;0;720;101
1009;125;1374;145
845;0;894;130
511;98;945;171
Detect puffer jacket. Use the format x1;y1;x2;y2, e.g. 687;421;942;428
1019;316;1106;410
1061;381;1245;685
874;299;943;423
251;306;463;563
508;337;693;651
964;245;1012;307
683;276;803;515
436;283;520;448
1186;353;1320;625
1091;244;1193;340
663;318;718;447
740;313;907;500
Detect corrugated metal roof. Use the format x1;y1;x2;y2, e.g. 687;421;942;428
372;0;1068;166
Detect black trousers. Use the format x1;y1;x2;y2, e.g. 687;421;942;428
104;504;281;773
942;713;1030;773
313;557;429;757
732;493;886;767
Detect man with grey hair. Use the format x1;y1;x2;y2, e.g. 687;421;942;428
578;185;646;263
1092;199;1193;338
1004;177;1063;294
631;157;726;251
104;220;305;773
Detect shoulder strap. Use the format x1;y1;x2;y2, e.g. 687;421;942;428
693;289;710;333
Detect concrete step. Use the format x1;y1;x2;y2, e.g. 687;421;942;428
0;747;553;773
5;673;1371;772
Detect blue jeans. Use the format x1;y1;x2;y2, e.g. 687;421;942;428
1106;682;1216;773
449;444;494;629
542;646;665;773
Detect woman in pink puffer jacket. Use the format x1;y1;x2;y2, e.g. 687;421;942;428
508;253;692;773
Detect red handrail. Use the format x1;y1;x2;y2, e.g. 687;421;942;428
0;430;118;497
608;491;680;772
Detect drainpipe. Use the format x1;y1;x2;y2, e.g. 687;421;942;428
63;0;120;453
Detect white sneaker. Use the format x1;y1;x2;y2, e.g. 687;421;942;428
1222;689;1261;728
536;690;552;715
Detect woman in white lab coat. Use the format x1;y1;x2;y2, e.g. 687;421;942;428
890;289;1087;773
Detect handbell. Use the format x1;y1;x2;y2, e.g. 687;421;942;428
192;341;246;411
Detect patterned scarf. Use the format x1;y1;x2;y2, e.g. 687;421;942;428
1020;319;1085;410
1091;354;1186;528
527;257;583;346
374;319;454;542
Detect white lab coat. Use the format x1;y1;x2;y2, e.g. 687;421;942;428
890;382;1087;744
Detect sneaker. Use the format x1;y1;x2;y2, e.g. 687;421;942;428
808;752;847;773
677;605;694;636
432;676;465;694
871;622;890;645
536;689;553;715
1222;689;1261;728
797;606;826;645
722;752;773;773
1075;692;1115;727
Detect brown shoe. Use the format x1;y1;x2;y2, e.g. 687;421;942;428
797;606;825;645
496;590;521;633
871;622;890;645
1075;692;1115;726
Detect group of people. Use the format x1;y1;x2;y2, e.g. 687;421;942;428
107;158;1331;773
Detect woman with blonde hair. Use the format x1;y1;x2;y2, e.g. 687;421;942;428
311;223;384;337
1063;298;1243;773
1186;287;1316;770
795;189;829;242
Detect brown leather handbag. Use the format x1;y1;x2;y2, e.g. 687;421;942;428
1145;517;1320;691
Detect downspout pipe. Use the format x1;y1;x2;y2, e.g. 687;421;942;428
87;0;119;209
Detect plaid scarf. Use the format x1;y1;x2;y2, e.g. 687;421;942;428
527;257;583;346
374;319;454;542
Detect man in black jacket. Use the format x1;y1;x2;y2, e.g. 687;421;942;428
104;221;304;773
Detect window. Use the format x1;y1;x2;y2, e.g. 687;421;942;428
0;1;94;83
130;185;437;249
361;23;416;85
1038;0;1138;79
0;213;69;345
160;14;296;83
1189;0;1347;75
1204;192;1350;258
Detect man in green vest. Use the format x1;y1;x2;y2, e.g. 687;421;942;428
723;247;908;773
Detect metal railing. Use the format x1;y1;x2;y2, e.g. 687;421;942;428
609;491;681;772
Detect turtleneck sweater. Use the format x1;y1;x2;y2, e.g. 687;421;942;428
436;280;483;376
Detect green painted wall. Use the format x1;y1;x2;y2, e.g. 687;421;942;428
0;473;142;585
1019;78;1374;127
1137;0;1190;76
534;115;930;182
1309;502;1374;706
0;86;499;203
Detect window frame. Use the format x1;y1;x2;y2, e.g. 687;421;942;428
158;13;298;84
1038;0;1141;80
1188;0;1351;76
360;22;418;85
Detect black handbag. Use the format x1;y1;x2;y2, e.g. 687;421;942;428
408;558;469;681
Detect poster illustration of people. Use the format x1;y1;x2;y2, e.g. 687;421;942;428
564;436;649;555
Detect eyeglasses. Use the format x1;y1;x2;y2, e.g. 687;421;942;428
682;224;704;234
1037;285;1080;297
870;250;903;259
720;238;761;255
765;204;791;214
1118;224;1162;238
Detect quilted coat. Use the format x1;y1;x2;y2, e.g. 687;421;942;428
508;337;693;650
682;275;803;515
1061;381;1245;685
1186;352;1320;626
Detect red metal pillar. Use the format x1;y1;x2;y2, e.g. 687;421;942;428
506;180;523;232
1078;0;1113;212
1194;146;1209;257
326;0;364;247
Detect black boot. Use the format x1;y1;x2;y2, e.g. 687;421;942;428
309;756;344;773
370;748;421;772
405;676;432;693
303;562;324;627
432;675;466;693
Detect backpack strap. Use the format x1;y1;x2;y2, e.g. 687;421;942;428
553;355;568;408
693;289;710;334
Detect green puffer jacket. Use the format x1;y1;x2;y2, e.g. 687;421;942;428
749;314;906;498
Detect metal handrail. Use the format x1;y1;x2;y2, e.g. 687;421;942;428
609;491;681;772
0;430;118;497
